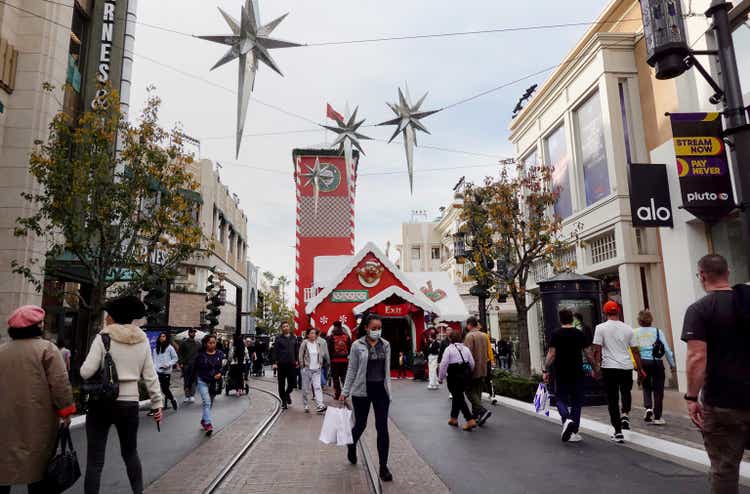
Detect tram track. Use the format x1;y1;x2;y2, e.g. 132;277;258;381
202;384;282;494
242;375;382;494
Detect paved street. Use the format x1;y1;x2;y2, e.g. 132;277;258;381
387;379;750;494
10;393;250;494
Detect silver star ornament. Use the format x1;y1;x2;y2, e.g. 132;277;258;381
320;105;371;192
197;0;301;158
378;85;442;193
301;157;324;215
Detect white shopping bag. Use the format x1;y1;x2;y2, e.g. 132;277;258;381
335;408;353;446
534;383;550;416
319;407;340;444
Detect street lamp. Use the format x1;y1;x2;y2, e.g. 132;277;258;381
639;0;691;79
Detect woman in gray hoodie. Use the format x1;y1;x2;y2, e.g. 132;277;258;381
81;296;163;494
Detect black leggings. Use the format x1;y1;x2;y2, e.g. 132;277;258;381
0;480;47;494
85;401;142;494
641;359;666;419
158;373;175;405
351;381;390;468
602;368;633;433
447;378;473;421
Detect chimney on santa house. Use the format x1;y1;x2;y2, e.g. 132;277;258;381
292;149;359;336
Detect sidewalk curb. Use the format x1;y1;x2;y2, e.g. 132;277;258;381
70;399;152;429
483;392;750;482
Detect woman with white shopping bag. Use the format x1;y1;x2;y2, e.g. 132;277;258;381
339;314;393;482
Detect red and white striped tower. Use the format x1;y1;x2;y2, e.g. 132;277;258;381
292;149;359;336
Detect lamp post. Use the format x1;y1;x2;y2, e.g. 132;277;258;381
639;0;750;276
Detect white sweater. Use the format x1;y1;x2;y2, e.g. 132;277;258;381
81;324;163;409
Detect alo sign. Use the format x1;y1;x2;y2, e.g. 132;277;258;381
629;163;674;228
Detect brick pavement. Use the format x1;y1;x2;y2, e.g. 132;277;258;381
361;413;450;494
214;378;371;494
144;386;277;494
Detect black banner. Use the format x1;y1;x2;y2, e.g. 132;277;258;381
629;163;674;228
669;112;735;223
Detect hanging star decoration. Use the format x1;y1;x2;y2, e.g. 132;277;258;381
301;156;325;215
378;85;442;193
196;0;301;158
320;104;371;191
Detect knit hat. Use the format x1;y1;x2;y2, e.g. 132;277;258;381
603;300;620;316
8;305;45;328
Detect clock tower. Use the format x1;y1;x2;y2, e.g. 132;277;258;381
292;149;358;335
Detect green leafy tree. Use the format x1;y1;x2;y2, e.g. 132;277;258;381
461;162;578;376
255;271;294;334
13;84;205;355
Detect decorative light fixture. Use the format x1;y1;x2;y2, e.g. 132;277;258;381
639;0;691;79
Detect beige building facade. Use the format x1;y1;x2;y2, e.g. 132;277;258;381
509;0;750;389
0;1;79;332
169;159;250;336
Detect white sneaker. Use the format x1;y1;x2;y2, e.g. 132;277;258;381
644;409;653;423
561;419;575;442
652;418;666;425
189;396;196;403
610;433;625;443
568;433;583;443
304;405;309;413
183;397;191;404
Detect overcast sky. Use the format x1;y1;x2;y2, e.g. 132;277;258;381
129;0;610;283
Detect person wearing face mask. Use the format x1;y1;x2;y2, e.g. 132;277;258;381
340;313;393;482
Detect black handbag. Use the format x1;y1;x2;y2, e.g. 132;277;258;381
652;328;666;360
81;334;119;402
45;425;81;493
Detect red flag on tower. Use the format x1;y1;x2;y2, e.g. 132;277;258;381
326;103;344;123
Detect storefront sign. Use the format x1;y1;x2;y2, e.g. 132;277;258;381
628;163;673;227
670;113;735;223
83;0;132;111
331;290;368;303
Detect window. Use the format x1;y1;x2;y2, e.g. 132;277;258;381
411;247;421;260
544;125;573;218
522;148;538;167
589;231;617;264
711;213;749;286
431;247;440;260
575;91;610;206
733;24;750;98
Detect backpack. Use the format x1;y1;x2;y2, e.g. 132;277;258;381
332;334;349;359
651;328;666;360
81;334;119;402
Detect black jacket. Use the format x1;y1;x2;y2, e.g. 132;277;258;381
271;333;299;365
426;340;440;356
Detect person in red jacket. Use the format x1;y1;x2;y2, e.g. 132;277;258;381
327;321;352;400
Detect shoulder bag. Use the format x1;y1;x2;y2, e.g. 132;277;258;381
81;334;120;402
652;328;666;360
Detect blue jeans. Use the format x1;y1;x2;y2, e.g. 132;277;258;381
555;376;584;432
197;378;212;424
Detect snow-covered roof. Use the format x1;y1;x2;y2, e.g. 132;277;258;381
405;271;470;322
314;255;352;289
306;241;428;315
352;286;437;315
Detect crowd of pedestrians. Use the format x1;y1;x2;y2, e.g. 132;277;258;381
0;252;747;493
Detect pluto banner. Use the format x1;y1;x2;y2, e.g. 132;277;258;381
669;112;735;223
